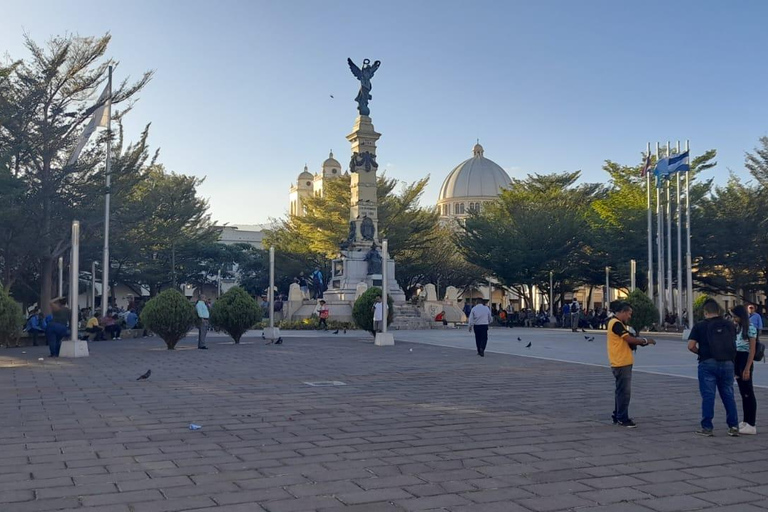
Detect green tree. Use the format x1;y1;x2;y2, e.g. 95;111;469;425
139;289;195;349
352;287;393;334
0;34;152;311
623;289;659;334
457;172;603;308
0;286;24;347
210;286;262;343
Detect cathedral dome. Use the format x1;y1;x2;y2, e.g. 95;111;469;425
438;143;512;202
298;165;313;183
323;151;341;174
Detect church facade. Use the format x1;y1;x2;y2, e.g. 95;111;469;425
288;151;344;216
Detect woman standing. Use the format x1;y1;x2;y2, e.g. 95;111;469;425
732;305;758;435
45;298;70;358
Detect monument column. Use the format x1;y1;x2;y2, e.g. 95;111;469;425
348;116;381;245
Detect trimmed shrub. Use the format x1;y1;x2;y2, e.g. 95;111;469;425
352;287;394;335
140;289;196;349
0;287;24;347
210;287;262;344
624;289;659;334
693;294;711;323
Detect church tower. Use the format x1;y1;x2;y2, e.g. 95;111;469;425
289;165;314;216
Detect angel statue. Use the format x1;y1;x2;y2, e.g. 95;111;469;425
347;58;381;116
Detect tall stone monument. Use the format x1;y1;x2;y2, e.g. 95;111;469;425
324;58;405;305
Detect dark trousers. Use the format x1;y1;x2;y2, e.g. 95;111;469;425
473;325;489;355
736;352;757;426
105;325;121;339
318;318;327;330
45;322;67;357
612;365;632;423
29;329;43;346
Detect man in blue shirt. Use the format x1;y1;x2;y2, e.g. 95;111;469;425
125;309;139;330
748;304;763;340
24;308;45;346
195;295;210;350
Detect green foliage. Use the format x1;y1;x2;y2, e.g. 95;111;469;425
0;287;24;347
693;294;711;323
623;289;659;334
352;287;393;334
275;318;354;330
210;287;262;343
139;289;196;349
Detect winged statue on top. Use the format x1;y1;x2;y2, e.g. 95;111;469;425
347;58;381;116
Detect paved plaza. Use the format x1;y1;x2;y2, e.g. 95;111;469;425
2;328;768;512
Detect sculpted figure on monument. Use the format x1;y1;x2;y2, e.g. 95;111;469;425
349;151;378;173
360;215;375;241
365;243;382;275
347;58;381;116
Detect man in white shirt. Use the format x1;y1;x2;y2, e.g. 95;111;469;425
468;299;493;357
372;296;383;333
195;294;210;350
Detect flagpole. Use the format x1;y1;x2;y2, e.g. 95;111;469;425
676;140;683;328
655;142;664;324
666;141;673;319
646;142;654;302
102;66;113;312
685;139;693;329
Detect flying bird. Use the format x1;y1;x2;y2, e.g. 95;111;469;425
330;94;334;98
525;342;532;348
136;369;151;381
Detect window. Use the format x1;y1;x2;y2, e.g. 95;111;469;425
459;203;465;214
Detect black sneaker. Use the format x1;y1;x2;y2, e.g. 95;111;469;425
198;346;208;350
727;427;740;437
617;419;637;428
695;428;714;437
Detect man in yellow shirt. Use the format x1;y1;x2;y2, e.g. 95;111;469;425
84;312;104;341
607;303;656;428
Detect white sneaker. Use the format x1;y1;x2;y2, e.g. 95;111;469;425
740;424;757;435
739;422;747;429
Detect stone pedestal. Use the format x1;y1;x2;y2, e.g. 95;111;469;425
374;332;394;346
60;339;89;358
324;251;405;304
263;327;281;341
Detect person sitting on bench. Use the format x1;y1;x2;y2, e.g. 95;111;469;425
85;312;105;341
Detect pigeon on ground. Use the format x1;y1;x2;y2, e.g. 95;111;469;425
581;328;587;333
333;330;339;334
587;337;595;342
584;336;590;340
261;332;266;339
517;337;522;342
275;337;283;345
525;342;532;348
136;369;151;381
343;329;347;334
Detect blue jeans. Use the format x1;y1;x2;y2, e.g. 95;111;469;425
698;359;739;430
45;322;68;357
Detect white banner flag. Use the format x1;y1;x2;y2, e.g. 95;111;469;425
67;82;111;166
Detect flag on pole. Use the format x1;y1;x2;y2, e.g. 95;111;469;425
67;82;111;166
667;150;690;173
640;153;652;178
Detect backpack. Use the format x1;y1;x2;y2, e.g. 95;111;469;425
755;341;766;362
706;319;737;362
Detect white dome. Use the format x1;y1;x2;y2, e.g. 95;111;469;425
438;144;511;201
298;164;313;181
323;151;341;169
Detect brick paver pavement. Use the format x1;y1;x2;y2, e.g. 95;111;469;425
1;333;768;511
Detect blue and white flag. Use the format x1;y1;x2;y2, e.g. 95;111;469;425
67;81;111;166
667;150;690;173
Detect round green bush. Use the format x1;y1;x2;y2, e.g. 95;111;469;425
0;287;24;347
210;287;262;344
140;289;196;349
624;289;659;334
352;287;394;335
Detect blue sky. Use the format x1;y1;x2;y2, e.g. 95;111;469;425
3;0;767;224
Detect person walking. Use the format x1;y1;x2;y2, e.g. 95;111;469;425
317;300;330;330
195;294;210;350
688;298;740;437
607;302;656;428
468;298;493;357
45;297;70;357
731;305;758;435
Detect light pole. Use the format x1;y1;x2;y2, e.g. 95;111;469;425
375;239;394;346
